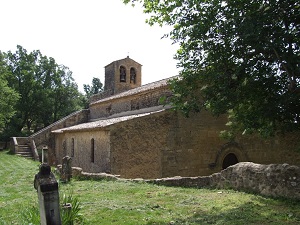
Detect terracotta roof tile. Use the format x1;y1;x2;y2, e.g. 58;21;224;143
90;76;177;106
52;108;166;133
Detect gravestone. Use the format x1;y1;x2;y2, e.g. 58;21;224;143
34;163;61;225
61;156;72;183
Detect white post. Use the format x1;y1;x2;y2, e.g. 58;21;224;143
34;163;62;225
42;146;48;163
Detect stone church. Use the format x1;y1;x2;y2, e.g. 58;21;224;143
13;57;300;179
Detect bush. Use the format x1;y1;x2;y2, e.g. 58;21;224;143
21;192;84;225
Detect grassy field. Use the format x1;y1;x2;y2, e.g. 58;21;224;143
0;150;299;224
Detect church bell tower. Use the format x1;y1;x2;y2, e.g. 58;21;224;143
104;56;142;94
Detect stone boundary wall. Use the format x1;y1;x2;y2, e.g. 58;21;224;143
0;141;9;150
149;162;300;200
70;162;300;200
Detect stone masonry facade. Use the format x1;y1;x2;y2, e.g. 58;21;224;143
24;57;300;179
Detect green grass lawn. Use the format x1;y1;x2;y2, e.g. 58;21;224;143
0;150;299;224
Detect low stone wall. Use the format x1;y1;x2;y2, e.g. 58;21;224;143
0;141;9;150
149;162;300;200
69;162;299;200
56;166;120;181
72;167;120;180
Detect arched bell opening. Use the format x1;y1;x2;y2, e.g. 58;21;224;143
120;66;126;82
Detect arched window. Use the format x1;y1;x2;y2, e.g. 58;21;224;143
222;153;239;169
130;67;136;84
120;66;126;82
91;138;95;163
71;138;75;157
63;140;67;157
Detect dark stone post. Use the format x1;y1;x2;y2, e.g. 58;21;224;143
34;163;61;225
61;156;72;183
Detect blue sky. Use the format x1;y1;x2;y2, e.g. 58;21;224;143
0;0;179;92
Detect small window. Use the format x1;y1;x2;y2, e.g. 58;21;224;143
120;66;126;82
63;140;67;157
130;67;136;84
91;138;95;163
71;138;74;157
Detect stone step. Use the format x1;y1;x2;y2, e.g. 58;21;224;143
18;144;31;148
16;144;34;159
16;153;33;157
18;146;31;151
17;151;33;155
18;148;31;152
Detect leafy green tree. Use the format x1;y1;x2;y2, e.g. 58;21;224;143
5;46;39;133
124;0;300;137
0;52;19;130
82;77;103;108
83;77;103;99
4;45;84;135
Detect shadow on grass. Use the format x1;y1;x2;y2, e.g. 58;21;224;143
146;197;300;225
2;149;14;155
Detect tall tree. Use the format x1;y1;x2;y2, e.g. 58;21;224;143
4;46;38;133
83;77;103;99
4;45;84;135
82;77;104;107
124;0;300;137
0;52;19;130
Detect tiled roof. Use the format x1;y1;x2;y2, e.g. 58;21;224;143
104;56;142;67
52;108;166;133
90;76;177;106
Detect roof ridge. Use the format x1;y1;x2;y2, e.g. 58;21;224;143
90;75;177;106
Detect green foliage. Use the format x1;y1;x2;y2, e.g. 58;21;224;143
2;45;85;137
83;77;103;99
0;151;83;225
20;191;84;225
124;0;300;137
0;52;19;130
20;204;40;225
61;191;84;225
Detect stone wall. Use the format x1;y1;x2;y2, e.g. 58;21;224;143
30;109;89;150
89;90;113;103
163;111;229;177
69;162;300;200
54;129;110;173
104;63;115;92
52;106;300;179
50;78;300;179
108;109;235;178
149;162;300;200
104;57;142;94
107;108;244;178
234;133;300;166
0;141;9;150
109;110;172;178
107;109;300;179
89;85;171;120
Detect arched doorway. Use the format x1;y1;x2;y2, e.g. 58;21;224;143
222;153;239;169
